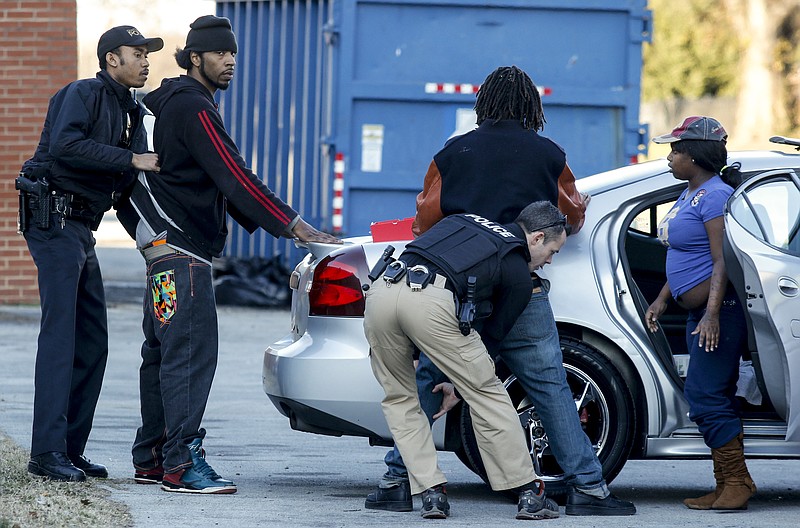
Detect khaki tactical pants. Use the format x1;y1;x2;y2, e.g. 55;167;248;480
364;276;536;495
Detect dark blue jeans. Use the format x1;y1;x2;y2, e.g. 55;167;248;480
382;285;607;495
683;290;747;448
24;217;108;457
131;252;219;473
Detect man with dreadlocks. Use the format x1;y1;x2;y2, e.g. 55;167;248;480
364;65;637;516
413;64;587;235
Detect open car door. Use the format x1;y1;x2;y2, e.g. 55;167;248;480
724;169;800;440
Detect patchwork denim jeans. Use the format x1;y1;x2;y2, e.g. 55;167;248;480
132;252;219;474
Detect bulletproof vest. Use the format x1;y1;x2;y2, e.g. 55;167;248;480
401;214;526;300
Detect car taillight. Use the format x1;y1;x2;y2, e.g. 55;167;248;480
309;248;369;316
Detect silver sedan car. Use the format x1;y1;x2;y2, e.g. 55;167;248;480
263;140;800;497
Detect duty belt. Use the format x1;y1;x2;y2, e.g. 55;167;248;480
30;189;98;228
380;262;447;291
49;191;95;221
406;265;434;291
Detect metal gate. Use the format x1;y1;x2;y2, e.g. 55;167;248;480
218;0;336;262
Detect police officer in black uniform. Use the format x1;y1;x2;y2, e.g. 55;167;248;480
363;201;567;520
18;26;163;481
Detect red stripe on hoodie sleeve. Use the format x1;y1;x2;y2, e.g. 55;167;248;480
197;110;291;224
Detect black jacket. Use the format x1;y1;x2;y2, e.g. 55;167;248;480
22;70;146;216
138;76;297;259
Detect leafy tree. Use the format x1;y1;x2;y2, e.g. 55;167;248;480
643;0;743;102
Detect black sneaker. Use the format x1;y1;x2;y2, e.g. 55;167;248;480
420;485;449;519
365;480;413;512
565;489;636;516
517;480;560;520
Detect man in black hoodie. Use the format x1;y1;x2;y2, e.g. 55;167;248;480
126;15;339;495
21;25;163;482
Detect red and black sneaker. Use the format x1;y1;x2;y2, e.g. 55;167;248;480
161;466;237;494
134;465;164;484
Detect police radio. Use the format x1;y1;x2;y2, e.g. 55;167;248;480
363;245;396;290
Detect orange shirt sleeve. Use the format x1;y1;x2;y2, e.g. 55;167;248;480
558;162;587;235
411;160;444;237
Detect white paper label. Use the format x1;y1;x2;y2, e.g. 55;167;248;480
361;124;384;173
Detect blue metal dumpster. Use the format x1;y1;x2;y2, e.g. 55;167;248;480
216;0;652;263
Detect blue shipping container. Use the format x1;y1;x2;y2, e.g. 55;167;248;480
216;0;652;263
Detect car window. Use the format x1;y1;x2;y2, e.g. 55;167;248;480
729;176;800;254
630;201;676;236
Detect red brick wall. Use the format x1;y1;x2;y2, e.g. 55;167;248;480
0;1;77;304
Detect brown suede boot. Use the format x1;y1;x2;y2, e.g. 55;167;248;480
710;433;756;510
683;450;723;510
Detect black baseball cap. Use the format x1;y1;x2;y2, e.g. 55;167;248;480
97;26;164;61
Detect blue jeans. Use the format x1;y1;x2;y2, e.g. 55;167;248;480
131;253;219;473
382;285;607;495
683;290;747;448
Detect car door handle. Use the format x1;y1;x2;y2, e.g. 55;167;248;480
778;277;799;297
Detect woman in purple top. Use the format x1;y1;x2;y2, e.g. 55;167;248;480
645;116;755;511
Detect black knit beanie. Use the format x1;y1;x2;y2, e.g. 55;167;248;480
185;15;238;53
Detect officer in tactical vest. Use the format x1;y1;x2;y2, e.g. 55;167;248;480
363;201;567;521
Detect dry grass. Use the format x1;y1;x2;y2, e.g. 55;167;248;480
0;433;133;528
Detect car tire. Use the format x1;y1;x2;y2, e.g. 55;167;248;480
456;336;636;499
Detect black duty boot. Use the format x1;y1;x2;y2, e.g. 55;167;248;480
364;480;413;512
565;488;636;516
68;454;109;478
28;452;86;482
420;485;449;519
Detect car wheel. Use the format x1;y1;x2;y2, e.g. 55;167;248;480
456;336;636;499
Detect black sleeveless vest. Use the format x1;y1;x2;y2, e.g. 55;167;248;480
434;120;565;225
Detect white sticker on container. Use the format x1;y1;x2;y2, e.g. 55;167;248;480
361;124;384;173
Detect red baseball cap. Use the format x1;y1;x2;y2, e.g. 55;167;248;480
652;116;727;143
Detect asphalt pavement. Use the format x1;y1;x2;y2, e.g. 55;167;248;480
2;243;800;527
